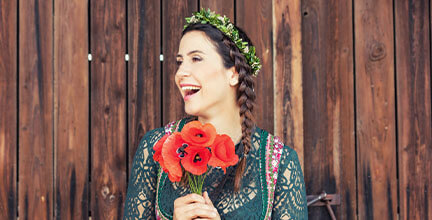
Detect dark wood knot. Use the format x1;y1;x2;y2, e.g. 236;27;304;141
104;106;110;115
369;42;386;61
101;186;110;198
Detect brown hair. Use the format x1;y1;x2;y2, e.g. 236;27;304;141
182;23;256;192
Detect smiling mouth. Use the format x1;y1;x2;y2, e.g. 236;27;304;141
181;86;201;100
182;86;201;95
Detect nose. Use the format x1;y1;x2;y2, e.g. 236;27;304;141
175;64;192;78
176;70;191;77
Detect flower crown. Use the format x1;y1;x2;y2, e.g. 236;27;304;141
184;8;261;77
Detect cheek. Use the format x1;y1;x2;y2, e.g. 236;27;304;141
206;74;229;91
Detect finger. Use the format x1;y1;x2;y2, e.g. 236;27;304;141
181;202;215;213
184;205;218;219
203;191;214;206
174;193;206;208
174;202;215;219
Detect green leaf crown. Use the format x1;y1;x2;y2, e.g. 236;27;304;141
184;8;261;77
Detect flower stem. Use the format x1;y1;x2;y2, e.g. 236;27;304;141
187;169;210;195
187;173;197;193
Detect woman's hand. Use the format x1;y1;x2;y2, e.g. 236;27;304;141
173;192;220;220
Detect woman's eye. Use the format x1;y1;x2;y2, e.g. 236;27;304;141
192;56;202;62
176;60;183;66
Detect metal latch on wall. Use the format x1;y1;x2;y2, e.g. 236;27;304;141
307;192;340;220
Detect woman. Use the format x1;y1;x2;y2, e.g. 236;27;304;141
124;9;308;220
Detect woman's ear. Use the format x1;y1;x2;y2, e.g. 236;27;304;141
227;66;239;86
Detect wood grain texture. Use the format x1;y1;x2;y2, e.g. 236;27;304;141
395;0;432;219
0;0;17;219
302;0;356;219
90;0;127;218
272;0;304;168
200;0;234;22
236;0;274;133
128;0;161;173
162;0;197;124
54;0;89;219
18;0;54;219
354;0;397;219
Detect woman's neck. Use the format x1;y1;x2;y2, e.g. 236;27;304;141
197;108;243;145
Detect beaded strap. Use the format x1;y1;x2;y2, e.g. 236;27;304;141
262;133;285;219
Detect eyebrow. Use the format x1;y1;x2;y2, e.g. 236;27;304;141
176;50;205;58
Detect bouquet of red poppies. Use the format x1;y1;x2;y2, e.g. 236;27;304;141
153;121;239;194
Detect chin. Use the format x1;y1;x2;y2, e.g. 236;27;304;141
184;104;200;116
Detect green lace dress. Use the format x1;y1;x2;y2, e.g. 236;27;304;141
123;118;308;220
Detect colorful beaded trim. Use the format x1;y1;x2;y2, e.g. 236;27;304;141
262;134;285;219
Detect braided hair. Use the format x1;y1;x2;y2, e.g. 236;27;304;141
182;23;256;192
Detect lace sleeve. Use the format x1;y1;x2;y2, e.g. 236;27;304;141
272;147;308;220
123;128;165;220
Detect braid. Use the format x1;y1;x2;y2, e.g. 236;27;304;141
224;39;256;192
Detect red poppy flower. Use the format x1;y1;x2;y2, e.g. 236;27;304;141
181;146;211;175
208;134;239;173
153;134;169;172
161;132;186;182
181;121;217;147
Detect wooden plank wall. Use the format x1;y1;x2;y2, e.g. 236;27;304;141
0;0;17;219
302;0;356;219
273;0;305;168
90;0;127;219
18;0;54;219
0;0;431;219
54;0;89;219
355;0;398;219
395;0;432;219
127;0;161;173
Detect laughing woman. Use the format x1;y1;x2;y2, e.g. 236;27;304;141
123;9;308;220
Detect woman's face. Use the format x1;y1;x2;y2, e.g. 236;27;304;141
175;31;237;117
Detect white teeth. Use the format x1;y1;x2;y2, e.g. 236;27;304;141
181;86;201;91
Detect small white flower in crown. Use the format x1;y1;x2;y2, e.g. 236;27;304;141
190;16;199;23
227;23;234;30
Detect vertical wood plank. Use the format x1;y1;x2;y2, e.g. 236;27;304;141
128;0;161;171
354;0;398;219
395;0;432;219
302;0;356;219
18;0;53;219
236;0;274;133
200;0;234;22
0;0;17;219
272;0;304;167
162;0;197;124
90;0;127;218
54;0;89;219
